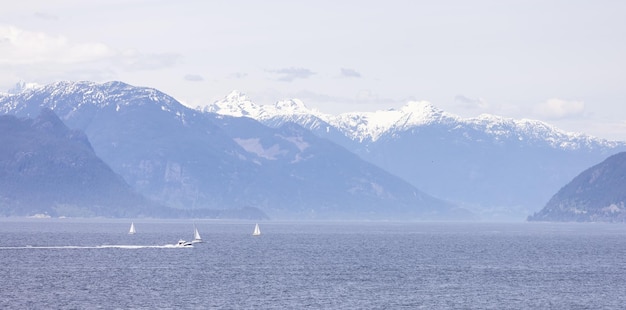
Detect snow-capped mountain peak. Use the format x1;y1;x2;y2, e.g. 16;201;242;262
328;101;459;141
395;101;458;127
225;90;248;101
202;90;260;117
400;100;441;116
274;98;311;114
6;81;41;95
203;91;324;121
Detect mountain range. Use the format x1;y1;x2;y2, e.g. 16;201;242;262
204;91;626;219
0;81;466;220
3;81;625;221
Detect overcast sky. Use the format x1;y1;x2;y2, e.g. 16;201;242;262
1;0;625;140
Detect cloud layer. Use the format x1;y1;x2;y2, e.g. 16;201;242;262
0;25;114;65
268;67;315;82
533;98;585;119
340;68;361;78
0;25;180;85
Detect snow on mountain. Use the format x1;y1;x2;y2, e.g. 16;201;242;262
465;113;620;150
0;81;192;126
202;90;261;117
201;91;619;149
203;90;324;119
331;101;461;141
1;80;181;111
273;98;313;115
5;81;41;95
202;91;460;141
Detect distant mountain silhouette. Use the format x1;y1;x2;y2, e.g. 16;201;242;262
528;152;626;222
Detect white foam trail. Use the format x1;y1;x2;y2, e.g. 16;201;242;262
0;244;193;249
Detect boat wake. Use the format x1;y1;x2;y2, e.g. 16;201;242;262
0;244;193;249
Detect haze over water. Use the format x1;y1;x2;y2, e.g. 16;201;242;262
1;219;625;309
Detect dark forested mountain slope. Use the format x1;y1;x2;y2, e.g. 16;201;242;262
0;109;161;217
528;152;626;222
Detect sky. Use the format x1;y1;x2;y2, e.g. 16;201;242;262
1;0;626;140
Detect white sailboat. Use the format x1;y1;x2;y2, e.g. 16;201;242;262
252;223;261;236
192;225;203;243
128;222;136;235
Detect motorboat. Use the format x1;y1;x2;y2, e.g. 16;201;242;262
176;239;193;247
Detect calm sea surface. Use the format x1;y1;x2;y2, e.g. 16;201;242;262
1;219;626;309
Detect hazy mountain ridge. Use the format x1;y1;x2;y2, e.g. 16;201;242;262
206;114;471;219
202;91;626;220
0;81;466;220
528;152;626;222
0;109;160;217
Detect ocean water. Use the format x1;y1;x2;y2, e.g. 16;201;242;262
1;219;626;309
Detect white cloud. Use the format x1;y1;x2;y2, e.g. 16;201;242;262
120;50;181;71
355;90;381;102
0;25;115;65
268;67;315;82
184;74;204;82
340;68;361;78
454;95;488;109
34;12;59;21
533;98;585;119
0;24;180;80
229;72;248;79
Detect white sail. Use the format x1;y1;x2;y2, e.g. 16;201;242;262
192;226;202;243
252;223;261;236
128;222;136;234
